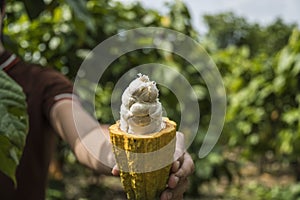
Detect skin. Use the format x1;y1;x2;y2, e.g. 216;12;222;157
111;152;194;200
0;9;195;199
112;132;195;200
0;47;195;200
161;153;194;200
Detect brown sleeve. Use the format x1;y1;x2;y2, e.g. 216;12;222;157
6;60;75;121
41;68;75;120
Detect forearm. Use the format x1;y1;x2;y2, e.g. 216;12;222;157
50;99;115;174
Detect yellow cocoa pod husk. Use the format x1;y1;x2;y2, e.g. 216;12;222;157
109;118;176;200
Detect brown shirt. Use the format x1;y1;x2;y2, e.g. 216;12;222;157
0;51;74;200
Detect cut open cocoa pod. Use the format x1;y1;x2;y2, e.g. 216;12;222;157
109;118;176;200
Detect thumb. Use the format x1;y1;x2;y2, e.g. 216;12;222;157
111;164;120;176
174;132;185;161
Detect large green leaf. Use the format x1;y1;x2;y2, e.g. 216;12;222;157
0;71;28;185
20;0;46;20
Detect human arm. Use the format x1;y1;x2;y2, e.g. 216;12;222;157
50;98;194;199
50;98;116;174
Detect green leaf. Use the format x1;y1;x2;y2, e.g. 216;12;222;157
0;71;28;185
65;0;96;34
0;135;18;184
21;0;46;20
282;109;299;125
278;129;293;154
277;48;295;73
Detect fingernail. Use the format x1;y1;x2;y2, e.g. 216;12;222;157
175;160;180;168
172;161;180;172
174;176;179;184
111;168;119;176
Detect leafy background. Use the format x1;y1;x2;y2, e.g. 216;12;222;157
1;0;300;199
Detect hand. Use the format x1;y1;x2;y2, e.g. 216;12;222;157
160;132;195;200
160;152;194;200
111;132;195;200
111;164;119;176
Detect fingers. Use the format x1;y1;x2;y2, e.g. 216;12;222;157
171;160;180;173
161;152;194;200
168;158;182;189
174;132;185;161
111;164;119;176
161;130;194;200
167;173;180;189
161;178;189;200
160;190;173;200
173;178;189;199
175;153;194;178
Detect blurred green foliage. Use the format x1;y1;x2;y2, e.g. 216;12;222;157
204;12;296;57
224;182;300;200
2;0;300;199
217;29;300;166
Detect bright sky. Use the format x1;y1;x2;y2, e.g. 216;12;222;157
117;0;300;34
